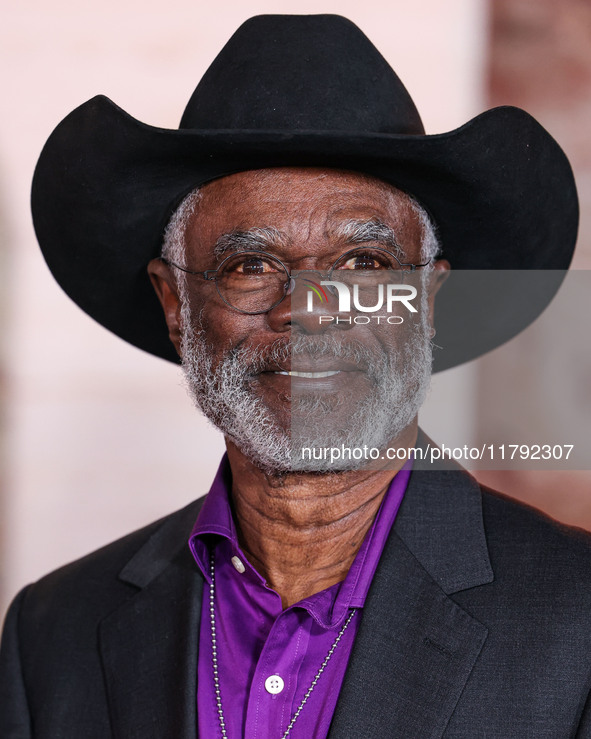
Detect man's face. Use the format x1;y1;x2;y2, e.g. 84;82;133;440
150;168;447;473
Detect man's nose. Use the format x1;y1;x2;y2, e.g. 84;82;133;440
266;271;354;334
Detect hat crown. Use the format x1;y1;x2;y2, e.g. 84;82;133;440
180;15;425;135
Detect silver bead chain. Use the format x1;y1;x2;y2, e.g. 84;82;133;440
208;550;356;739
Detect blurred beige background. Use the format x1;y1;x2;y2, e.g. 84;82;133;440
0;0;589;618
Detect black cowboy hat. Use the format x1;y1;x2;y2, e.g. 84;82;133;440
31;14;578;372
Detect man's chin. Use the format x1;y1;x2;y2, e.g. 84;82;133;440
227;415;395;475
195;378;421;474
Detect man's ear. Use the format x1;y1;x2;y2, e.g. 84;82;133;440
426;259;450;331
147;258;183;356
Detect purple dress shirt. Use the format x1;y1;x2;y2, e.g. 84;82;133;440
189;456;411;738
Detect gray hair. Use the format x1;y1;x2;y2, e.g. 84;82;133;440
161;189;203;288
161;182;441;293
409;196;441;264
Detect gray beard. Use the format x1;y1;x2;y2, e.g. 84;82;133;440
180;302;433;474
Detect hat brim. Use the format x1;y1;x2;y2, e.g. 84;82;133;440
31;95;578;371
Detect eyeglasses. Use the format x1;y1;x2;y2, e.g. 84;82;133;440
162;247;430;315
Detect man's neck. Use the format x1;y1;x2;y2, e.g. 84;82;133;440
225;424;417;609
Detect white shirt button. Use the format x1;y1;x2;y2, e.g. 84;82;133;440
231;555;245;574
265;675;284;695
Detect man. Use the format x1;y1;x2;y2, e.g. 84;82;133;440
1;14;591;738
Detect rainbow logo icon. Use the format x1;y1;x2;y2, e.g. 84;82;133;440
303;278;329;309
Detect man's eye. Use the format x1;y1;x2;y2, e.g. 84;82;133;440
339;252;388;270
234;257;276;275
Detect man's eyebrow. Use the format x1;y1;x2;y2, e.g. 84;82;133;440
212;227;289;259
330;218;407;260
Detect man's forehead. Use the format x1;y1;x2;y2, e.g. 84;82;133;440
186;167;421;251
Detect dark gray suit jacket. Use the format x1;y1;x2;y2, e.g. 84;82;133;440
2;463;591;738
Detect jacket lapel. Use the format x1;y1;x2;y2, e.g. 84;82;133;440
329;448;493;738
98;499;205;739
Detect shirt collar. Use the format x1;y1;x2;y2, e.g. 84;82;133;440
188;455;237;580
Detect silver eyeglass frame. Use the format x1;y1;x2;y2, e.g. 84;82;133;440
161;246;431;315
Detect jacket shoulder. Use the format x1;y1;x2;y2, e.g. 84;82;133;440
12;496;206;629
0;498;206;737
480;485;591;589
482;484;591;549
